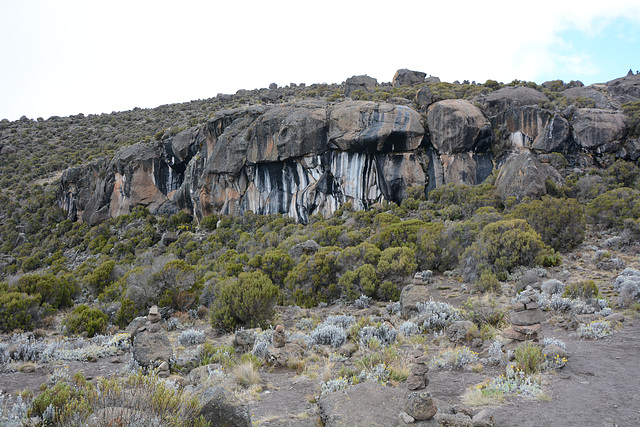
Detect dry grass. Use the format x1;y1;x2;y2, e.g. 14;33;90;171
461;386;504;407
322;357;334;383
231;360;261;388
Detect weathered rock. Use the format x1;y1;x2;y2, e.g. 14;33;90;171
618;138;640;161
410;363;429;376
393;69;426;87
400;284;431;317
492;106;569;153
562;86;613;109
160;232;179;246
502;327;529;341
407;390;438;421
495;150;562;202
542;344;568;361
432;152;494;189
446;320;475;343
345;75;378;97
571;108;628;153
197;386;252;427
605;313;624;323
329;101;424;153
187;363;223;386
132;330;173;367
483;86;549;114
407;374;428;390
510;308;546;326
427;100;491;155
512;302;525;312
272;325;286;348
416;87;434;108
606;73;640;101
472;409;495;427
125;316;148;334
541;279;564;295
267;342;306;367
435;412;472;426
318;381;407;427
234;329;256;352
512;323;542;335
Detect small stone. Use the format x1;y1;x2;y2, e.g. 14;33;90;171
411;350;423;358
410;363;429;376
502;327;528;341
158;370;170;378
453;404;474;418
149;305;159;315
472;408;495;427
525;302;539;310
512;302;525;312
147;313;161;324
605;313;624;323
273;331;286;348
512;323;542;335
415;355;430;365
158;361;169;372
275;324;284;333
436;413;473;426
519;297;532;304
400;411;416;424
406;390;437;421
542;344;568;360
510;308;546;326
406;374;427;391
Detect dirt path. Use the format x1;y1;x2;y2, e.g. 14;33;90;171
491;318;640;427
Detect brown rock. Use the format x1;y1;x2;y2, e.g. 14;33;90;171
272;331;286;348
512;302;525;312
410;363;429;376
407;390;438;421
427;100;491;155
407;374;427;390
502;327;528;341
525;302;539;310
512;323;542;335
510;308;546;326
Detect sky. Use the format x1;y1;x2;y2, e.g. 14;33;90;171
1;0;639;121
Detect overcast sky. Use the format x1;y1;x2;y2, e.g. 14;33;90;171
1;0;639;121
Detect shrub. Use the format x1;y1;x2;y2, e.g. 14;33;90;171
210;271;279;329
474;270;501;294
514;341;545;375
622;101;640;138
377;247;417;283
561;280;601;299
416;300;464;330
16;273;77;309
586;187;640;230
84;260;115;294
462;219;553;282
359;323;397;347
577;320;613;339
0;292;41;332
178;329;206;346
338;264;379;300
430;346;479;370
65;305;108;338
309;323;347;348
507;197;585;252
114;298;138;329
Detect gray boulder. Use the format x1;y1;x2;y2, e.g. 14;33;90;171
345;75;378;97
407;390;438;421
561;86;612;109
318;381;414;427
617;138;640;161
329;101;424;153
510;308;546;326
416;87;434;108
197;387;251;427
483;86;549;114
288;239;321;258
427;100;491;154
606;73;640;101
132;330;173;367
492;106;569;153
494;151;562;202
571;108;628;153
446;320;475;343
393;69;426;87
400;284;431;317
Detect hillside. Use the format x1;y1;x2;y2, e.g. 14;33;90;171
0;70;639;426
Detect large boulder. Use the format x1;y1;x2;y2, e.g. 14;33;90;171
318;381;420;427
132;330;173;368
430;152;494;189
57;160;114;225
495;151;562;202
393;69;426;87
400;284;431;317
483;86;549;115
328;101;424;152
197;387;252;427
492;106;569;153
561;86;613;109
606;73;640;101
246;104;328;163
427;100;491;154
571;108;628;153
345;75;378;97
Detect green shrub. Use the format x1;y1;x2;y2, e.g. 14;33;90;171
65;304;108;337
338;264;379;300
561;280;601;299
0;292;41;332
586;187;640;230
377;247;417;283
514;341;545;375
16;272;77;309
474;270;501;294
84;260;115;294
115;298;138;329
210;271;280;329
507;197;585;252
462;219;552;282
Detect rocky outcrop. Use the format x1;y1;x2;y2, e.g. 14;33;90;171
571;108;628;153
562;86;613;109
344;75;377;97
491;106;570;153
59;101;430;224
427;100;492;154
606;73;640;101
393;69;427;87
197;386;252;427
483;86;549;115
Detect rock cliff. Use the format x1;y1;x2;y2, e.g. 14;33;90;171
57;72;640;224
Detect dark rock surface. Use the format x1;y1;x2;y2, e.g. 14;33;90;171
571;108;628;152
344;75;378;97
483;86;549;114
197;386;252;427
494;150;562;201
427;100;491;154
392;69;427;87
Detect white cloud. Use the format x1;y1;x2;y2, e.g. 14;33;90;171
1;0;640;120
